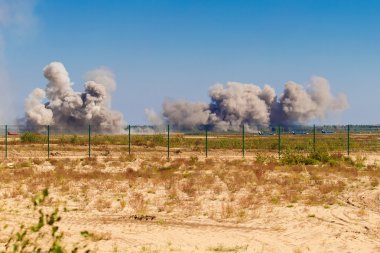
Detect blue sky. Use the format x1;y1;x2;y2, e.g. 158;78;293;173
3;0;380;124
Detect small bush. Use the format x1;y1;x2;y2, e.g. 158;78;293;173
255;153;276;164
2;189;90;253
370;177;379;187
354;156;366;169
281;150;317;165
119;153;136;162
129;192;146;213
309;148;330;163
70;135;80;144
280;148;353;166
20;132;47;143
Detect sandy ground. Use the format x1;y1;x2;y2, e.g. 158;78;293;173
2;190;380;252
1;152;380;252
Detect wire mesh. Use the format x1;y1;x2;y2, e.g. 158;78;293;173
0;124;379;160
349;125;380;155
0;125;5;159
48;125;90;159
314;125;348;155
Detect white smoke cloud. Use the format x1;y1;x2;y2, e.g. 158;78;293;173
150;76;349;130
162;100;211;130
0;0;36;123
25;88;53;125
24;62;124;133
208;82;276;130
278;76;349;124
144;108;163;125
85;67;116;106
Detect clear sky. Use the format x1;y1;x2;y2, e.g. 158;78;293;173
2;0;380;124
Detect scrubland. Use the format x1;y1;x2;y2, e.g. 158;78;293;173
0;148;380;252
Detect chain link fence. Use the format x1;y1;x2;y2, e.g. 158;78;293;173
0;124;379;160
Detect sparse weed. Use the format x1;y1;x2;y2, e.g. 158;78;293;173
129;192;146;213
1;189;90;253
208;244;248;252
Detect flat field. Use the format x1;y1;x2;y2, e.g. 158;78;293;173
0;138;380;252
0;131;379;159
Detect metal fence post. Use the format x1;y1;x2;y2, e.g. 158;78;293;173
88;124;91;158
128;124;131;155
278;125;281;159
242;124;245;158
347;124;350;156
313;124;316;152
205;126;208;157
5;125;7;159
167;124;170;160
47;125;50;159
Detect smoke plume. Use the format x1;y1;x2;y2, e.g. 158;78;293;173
151;76;348;131
24;62;124;133
85;67;116;106
145;108;163;125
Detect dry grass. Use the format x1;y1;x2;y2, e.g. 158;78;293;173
0;148;379;224
179;178;197;197
1;142;380;252
356;208;368;217
318;181;345;194
129;192;146;213
95;198;112;211
208;244;248;252
221;203;234;219
370;177;379;187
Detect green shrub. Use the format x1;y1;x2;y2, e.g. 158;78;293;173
255;153;276;164
309;148;330;163
1;189;90;253
281;148;336;165
280;147;366;167
281;150;317;165
20;132;47;143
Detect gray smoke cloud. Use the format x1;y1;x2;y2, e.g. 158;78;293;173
162;100;210;129
274;76;348;125
151;76;348;131
144;108;163;125
24;62;124;133
85;67;116;106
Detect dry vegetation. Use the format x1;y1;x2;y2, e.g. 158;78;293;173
0;147;380;252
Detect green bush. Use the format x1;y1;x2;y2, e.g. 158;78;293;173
308;148;330;163
281;150;318;165
280;147;365;167
20;132;47;143
281;147;334;165
1;189;90;253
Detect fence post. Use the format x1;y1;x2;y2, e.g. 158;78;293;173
242;124;245;158
313;124;316;152
347;124;350;156
88;124;91;158
278;125;281;159
47;125;50;159
205;126;208;158
5;125;7;159
128;125;131;155
167;124;170;160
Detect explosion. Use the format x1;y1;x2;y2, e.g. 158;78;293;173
24;62;124;133
150;76;348;131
